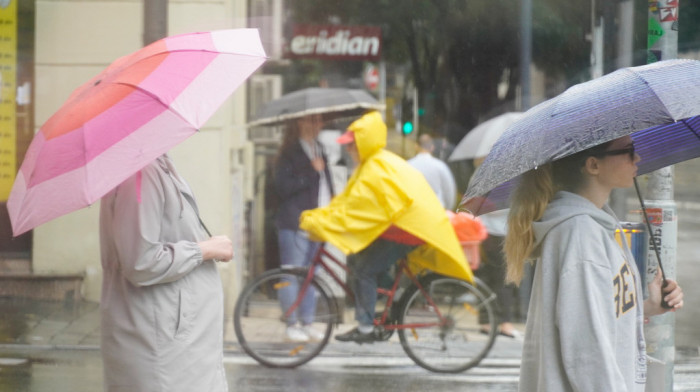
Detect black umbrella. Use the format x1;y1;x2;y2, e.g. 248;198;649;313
248;87;384;127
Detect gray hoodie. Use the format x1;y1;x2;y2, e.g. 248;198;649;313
519;191;646;392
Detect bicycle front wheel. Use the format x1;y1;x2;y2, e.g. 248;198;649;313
233;268;335;368
398;274;497;373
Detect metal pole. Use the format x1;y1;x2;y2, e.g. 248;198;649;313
616;0;634;69
591;0;604;79
412;87;418;139
608;0;635;219
645;1;679;391
379;60;387;120
519;0;532;110
143;0;168;46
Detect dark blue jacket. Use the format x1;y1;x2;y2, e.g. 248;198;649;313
274;140;335;230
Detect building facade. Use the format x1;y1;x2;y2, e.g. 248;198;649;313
0;0;260;339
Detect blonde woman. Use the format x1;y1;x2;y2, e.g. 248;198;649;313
506;135;683;391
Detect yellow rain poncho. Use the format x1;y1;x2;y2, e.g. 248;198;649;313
299;111;473;282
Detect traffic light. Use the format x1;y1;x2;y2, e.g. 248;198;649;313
401;98;414;135
402;120;414;135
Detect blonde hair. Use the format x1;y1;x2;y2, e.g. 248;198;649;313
503;141;614;284
504;165;554;284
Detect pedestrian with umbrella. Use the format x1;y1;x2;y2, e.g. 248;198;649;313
272;112;335;342
7;29;267;391
506;135;682;391
249;87;382;342
461;59;697;391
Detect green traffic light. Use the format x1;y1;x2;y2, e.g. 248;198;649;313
402;121;414;135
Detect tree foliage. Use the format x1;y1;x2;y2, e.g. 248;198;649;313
286;0;592;143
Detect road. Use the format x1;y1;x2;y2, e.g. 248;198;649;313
2;347;700;392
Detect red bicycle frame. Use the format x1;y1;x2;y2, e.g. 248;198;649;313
283;243;448;330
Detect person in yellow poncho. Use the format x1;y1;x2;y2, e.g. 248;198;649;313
299;111;472;344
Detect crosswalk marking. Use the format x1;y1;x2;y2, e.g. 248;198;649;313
224;353;700;388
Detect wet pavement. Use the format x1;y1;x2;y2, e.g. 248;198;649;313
0;292;697;391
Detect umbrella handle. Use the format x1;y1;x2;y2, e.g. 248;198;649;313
633;178;672;309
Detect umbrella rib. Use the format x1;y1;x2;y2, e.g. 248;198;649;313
248;102;385;127
624;68;676;120
113;81;195;128
689;120;700;141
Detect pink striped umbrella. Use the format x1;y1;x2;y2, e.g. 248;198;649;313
7;29;267;236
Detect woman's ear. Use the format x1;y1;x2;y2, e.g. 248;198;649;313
582;156;600;176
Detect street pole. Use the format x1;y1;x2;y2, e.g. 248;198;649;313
412;87;418;139
645;1;679;391
144;0;168;46
590;0;604;79
379;60;387;120
519;0;532;110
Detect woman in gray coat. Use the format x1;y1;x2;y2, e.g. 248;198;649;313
99;154;233;392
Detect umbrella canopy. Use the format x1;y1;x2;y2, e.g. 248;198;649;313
7;29;267;236
462;59;700;216
448;112;524;161
247;87;384;127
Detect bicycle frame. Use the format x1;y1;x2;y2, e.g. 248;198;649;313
283;243;449;331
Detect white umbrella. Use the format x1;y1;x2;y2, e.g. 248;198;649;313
448;112;524;161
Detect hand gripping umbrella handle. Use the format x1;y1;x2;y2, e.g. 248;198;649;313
633;178;672;309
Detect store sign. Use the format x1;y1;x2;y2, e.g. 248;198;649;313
287;25;381;61
0;0;16;201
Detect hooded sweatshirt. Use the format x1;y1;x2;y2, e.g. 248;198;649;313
299;111;472;282
519;191;646;392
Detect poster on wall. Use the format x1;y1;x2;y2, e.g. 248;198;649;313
0;0;16;201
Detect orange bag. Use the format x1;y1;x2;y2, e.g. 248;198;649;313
446;211;488;270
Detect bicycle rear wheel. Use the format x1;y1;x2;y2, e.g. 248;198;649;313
397;274;497;373
233;268;335;368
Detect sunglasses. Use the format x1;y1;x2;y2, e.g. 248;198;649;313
592;145;636;160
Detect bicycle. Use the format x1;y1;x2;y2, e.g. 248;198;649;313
233;243;498;373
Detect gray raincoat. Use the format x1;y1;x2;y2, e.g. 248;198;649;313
99;155;227;392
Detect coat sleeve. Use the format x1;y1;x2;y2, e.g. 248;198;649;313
108;165;204;286
299;162;412;253
555;230;630;391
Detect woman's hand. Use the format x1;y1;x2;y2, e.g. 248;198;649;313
311;157;325;172
644;267;683;319
198;235;234;262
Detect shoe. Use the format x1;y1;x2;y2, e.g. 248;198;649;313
334;327;376;344
499;329;524;340
302;325;325;341
285;325;309;342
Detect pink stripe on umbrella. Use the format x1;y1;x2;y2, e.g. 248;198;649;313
164;31;217;52
10;109;195;236
27;52;217;188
